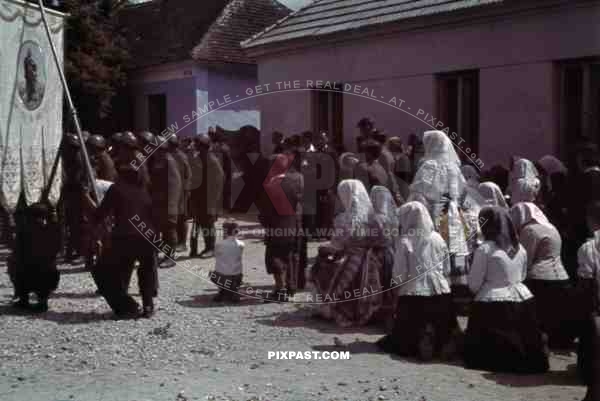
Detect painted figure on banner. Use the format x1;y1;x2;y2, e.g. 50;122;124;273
17;42;45;111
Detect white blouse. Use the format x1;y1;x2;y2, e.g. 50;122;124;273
577;230;600;280
393;232;451;296
468;241;533;302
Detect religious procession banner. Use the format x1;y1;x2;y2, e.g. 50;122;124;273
0;0;65;212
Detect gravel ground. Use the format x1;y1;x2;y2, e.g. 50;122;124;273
0;218;587;401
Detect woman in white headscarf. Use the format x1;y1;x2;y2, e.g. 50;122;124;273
408;131;473;291
478;182;509;208
508;158;541;205
376;201;457;361
464;207;549;373
510;202;574;348
311;179;384;327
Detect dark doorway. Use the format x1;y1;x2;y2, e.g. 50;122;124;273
148;93;167;135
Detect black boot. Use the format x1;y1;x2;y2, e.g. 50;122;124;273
189;234;198;258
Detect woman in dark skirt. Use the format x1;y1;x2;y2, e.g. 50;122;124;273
377;201;457;361
576;201;600;398
510;202;576;348
464;206;549;374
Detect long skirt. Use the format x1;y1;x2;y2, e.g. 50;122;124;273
464;299;549;374
526;279;576;348
578;316;600;388
312;246;383;327
376;294;457;358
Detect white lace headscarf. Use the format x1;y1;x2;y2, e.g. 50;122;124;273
370;185;399;243
409;130;466;204
509;158;541;203
478;182;508;208
396;201;441;267
335;179;374;239
509;202;553;231
408;131;468;254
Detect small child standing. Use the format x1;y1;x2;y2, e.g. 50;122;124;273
211;220;244;303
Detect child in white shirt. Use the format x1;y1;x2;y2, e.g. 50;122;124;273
211;220;244;303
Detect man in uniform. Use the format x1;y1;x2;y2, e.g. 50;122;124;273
61;133;86;262
149;135;182;268
168;134;192;252
94;164;158;318
212;128;233;213
87;134;118;182
189;136;224;258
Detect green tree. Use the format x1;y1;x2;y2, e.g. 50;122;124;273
61;0;130;134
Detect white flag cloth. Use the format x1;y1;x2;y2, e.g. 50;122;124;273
0;0;66;211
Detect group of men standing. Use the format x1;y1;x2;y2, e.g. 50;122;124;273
56;129;228;317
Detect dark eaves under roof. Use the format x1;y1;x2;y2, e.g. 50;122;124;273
241;0;504;49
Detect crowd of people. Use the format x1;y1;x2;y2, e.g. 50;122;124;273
4;117;600;399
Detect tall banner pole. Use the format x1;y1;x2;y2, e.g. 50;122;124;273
36;0;100;203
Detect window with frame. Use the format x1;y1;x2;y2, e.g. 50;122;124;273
559;59;600;160
312;83;344;151
436;70;479;161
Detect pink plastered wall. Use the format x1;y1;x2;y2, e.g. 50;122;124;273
255;1;600;166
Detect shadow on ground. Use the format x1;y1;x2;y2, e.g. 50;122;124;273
0;303;112;324
255;307;386;335
176;293;264;309
482;364;582;387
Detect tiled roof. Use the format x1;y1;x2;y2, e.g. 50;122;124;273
242;0;504;49
119;0;290;70
191;0;291;65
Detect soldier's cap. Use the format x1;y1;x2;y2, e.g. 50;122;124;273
168;134;179;147
87;134;107;150
122;131;139;148
137;131;155;145
195;135;211;148
111;132;124;143
64;133;81;147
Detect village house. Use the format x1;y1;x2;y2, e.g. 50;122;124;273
241;0;600;168
118;0;290;136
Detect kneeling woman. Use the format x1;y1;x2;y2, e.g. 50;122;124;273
510;202;574;349
377;201;457;360
464;206;549;373
311;179;384;327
